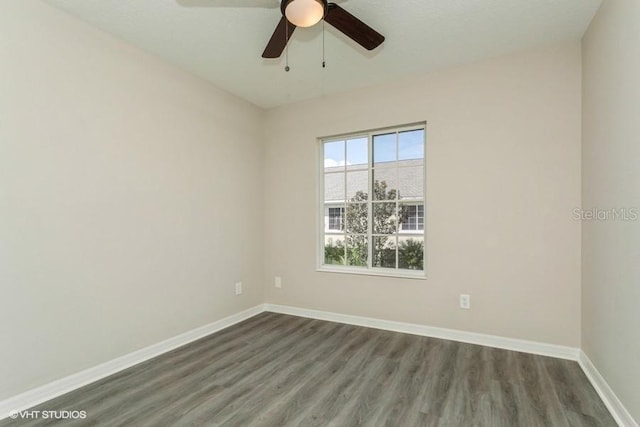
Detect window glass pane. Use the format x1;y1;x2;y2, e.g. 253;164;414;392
346;170;368;200
324;235;345;265
373;133;396;165
373;202;398;234
345;202;367;234
398;236;424;270
373;236;396;268
372;169;398;200
324;173;344;202
400;205;415;230
324;141;345;172
399;204;424;231
398;129;424;161
324;140;345;170
347;137;368;168
346;235;367;267
397;166;423;200
327;207;345;231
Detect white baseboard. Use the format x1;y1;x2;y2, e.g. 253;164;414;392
578;351;638;427
0;304;264;420
264;304;580;360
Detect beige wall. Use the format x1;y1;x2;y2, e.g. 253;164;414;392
582;0;640;422
264;43;583;347
0;1;264;400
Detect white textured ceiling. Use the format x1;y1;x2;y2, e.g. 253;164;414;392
44;0;601;108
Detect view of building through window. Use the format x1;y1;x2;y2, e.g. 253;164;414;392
321;125;426;273
401;205;424;231
327;207;345;230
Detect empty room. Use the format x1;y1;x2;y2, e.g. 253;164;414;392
1;0;638;426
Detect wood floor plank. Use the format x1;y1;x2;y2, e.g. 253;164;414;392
1;313;617;427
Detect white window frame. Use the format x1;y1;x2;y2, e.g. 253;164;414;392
317;122;427;279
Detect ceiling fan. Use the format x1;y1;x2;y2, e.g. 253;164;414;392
179;0;384;58
262;0;385;58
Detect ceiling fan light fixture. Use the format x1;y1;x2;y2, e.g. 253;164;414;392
282;0;327;28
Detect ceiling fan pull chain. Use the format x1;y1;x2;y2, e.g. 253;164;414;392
285;20;291;72
322;19;326;68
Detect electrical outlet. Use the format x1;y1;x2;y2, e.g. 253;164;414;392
235;282;242;295
460;294;471;309
275;276;282;289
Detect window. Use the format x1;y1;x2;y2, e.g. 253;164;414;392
319;124;426;277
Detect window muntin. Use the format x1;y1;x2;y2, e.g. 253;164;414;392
320;125;425;276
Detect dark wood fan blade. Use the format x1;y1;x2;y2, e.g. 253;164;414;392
325;3;384;50
262;17;297;58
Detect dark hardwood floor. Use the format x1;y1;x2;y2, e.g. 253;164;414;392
1;312;616;426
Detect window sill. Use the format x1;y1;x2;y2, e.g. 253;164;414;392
316;265;427;280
